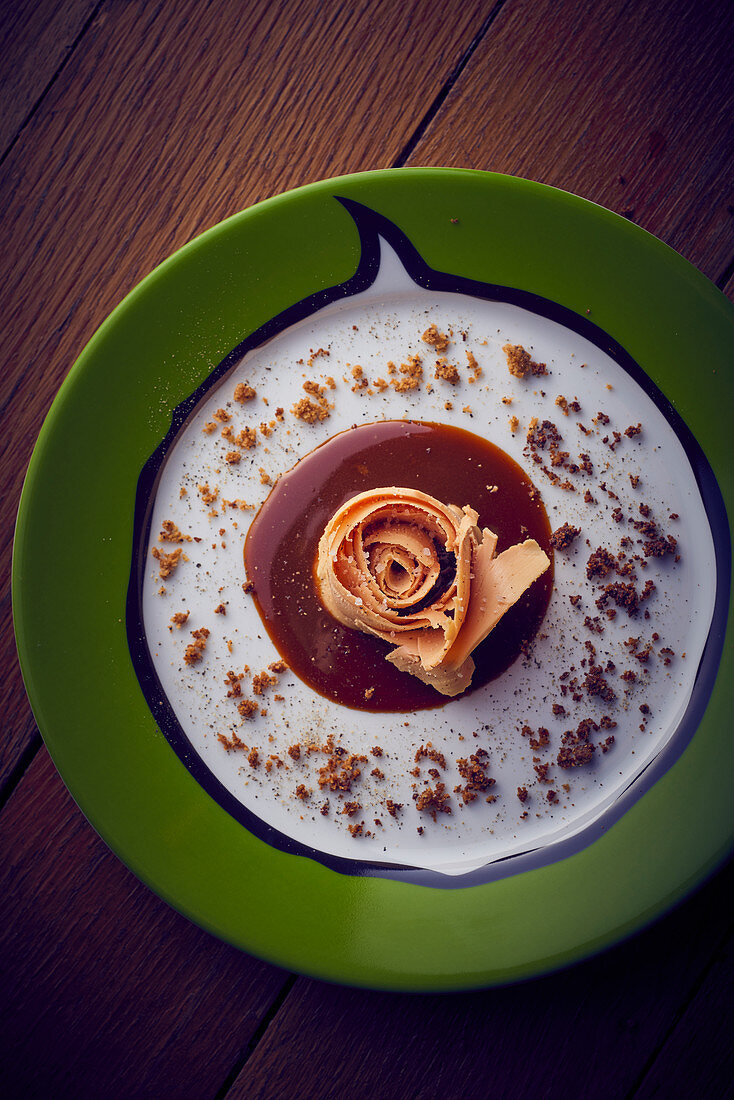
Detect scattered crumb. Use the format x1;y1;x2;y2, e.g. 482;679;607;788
503;343;548;378
234;382;257;403
151;546;183;579
434;358;460;384
184;627;209;666
550;523;580;551
414;783;452;820
466;350;482;382
422;324;450;352
159;520;191;543
307;347;330;368
292;395;330;423
391;355;423;392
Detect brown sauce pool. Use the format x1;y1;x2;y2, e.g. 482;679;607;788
244;420;554;712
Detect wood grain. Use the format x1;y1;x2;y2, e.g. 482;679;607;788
1;0;733;1094
407;0;734;283
0;747;287;1098
0;591;41;798
634;925;734;1098
0;0;99;155
0;0;494;790
228;864;734;1099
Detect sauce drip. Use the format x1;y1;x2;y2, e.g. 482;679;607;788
244;420;553;712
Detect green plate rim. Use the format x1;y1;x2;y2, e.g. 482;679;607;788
12;167;734;991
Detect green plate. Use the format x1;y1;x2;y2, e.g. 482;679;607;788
13;169;734;990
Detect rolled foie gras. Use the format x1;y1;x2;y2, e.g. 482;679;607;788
315;486;550;696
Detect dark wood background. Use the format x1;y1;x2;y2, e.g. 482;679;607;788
1;0;732;1096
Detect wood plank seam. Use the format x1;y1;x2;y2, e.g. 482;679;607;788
0;0;105;169
213;973;298;1100
625;915;734;1098
715;253;734;291
217;867;734;1100
0;725;42;815
392;0;509;168
401;0;734;283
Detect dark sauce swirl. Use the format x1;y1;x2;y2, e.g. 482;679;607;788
244;420;553;712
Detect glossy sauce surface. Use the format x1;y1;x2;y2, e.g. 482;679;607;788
244;420;553;711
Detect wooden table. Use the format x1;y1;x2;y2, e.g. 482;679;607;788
2;1;732;1095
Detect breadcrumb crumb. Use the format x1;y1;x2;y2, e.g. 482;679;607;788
503;343;548;378
234;383;257;403
434;358;460;384
151;546;183;579
421;324;450;352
